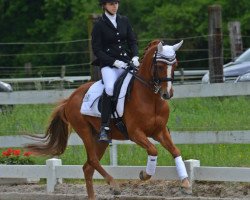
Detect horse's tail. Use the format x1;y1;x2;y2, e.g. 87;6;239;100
25;99;70;156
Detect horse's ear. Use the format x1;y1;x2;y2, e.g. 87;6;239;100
173;40;183;51
157;42;163;52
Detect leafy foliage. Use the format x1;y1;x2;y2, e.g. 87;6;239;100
1;0;250;77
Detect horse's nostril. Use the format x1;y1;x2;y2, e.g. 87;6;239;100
162;93;170;100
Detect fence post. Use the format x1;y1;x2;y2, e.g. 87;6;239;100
24;62;33;90
60;65;66;89
180;68;184;84
184;159;200;184
109;143;118;166
208;5;224;83
228;21;243;60
46;158;62;193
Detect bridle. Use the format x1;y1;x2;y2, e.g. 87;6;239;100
152;51;176;93
130;50;177;94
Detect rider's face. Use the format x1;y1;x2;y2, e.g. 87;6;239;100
104;2;119;15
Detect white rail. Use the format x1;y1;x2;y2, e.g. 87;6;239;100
1;131;250;167
1;159;250;193
1;82;250;104
0;76;91;83
0;71;206;84
1;131;250;149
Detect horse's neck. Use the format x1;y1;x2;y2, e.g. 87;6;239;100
131;43;159;103
137;44;158;81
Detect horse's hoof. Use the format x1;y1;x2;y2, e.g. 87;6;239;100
139;170;151;181
110;181;121;195
110;187;121;195
113;189;121;195
180;178;192;195
180;186;192;195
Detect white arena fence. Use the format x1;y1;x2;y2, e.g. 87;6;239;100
0;82;250;104
1;158;250;193
0;70;206;86
1;131;250;166
1;131;250;193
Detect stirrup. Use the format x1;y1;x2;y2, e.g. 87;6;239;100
99;127;110;143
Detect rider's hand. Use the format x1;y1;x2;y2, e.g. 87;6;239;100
113;60;128;69
132;56;140;67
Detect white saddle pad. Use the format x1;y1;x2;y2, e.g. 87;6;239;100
80;72;133;118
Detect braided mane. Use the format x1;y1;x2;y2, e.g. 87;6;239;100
140;39;161;62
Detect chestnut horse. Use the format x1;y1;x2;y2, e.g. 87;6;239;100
26;39;191;200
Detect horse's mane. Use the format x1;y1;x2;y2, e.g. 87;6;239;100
140;39;161;62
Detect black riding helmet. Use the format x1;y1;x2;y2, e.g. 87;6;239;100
99;0;120;5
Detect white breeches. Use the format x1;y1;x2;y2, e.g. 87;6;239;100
101;66;124;96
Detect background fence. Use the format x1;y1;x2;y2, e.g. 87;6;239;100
1;130;250;193
1;130;250;167
2;158;250;193
1;82;250;105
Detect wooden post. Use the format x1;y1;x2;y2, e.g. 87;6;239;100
24;62;33;90
60;65;66;90
228;21;243;60
208;5;224;83
24;62;32;77
88;14;102;81
180;68;184;84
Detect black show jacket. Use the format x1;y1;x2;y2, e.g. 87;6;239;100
91;13;138;68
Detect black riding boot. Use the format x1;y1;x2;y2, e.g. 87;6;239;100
99;92;112;142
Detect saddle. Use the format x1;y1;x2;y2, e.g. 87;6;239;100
99;69;134;139
80;68;135;139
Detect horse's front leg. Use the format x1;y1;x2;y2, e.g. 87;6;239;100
131;131;158;181
153;128;191;193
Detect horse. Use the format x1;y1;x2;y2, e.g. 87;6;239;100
26;39;191;200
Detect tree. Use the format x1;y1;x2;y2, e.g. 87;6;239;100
1;0;250;77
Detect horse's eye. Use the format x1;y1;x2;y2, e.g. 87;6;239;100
158;67;165;72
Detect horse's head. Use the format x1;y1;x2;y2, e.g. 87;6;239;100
151;40;183;100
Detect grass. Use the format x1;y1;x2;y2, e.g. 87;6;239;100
0;96;249;135
2;143;249;167
0;96;250;167
168;96;250;131
0;104;54;135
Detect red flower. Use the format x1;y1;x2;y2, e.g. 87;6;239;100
6;148;13;155
2;151;10;156
13;149;21;156
23;152;32;157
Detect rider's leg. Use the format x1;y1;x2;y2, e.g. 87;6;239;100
99;66;124;142
99;91;112;141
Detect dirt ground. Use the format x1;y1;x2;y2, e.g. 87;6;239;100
1;180;250;199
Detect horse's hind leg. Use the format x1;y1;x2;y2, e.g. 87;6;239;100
153;128;191;191
82;139;109;200
76;125;120;199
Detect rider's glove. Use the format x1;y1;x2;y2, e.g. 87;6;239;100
132;56;140;67
113;60;128;69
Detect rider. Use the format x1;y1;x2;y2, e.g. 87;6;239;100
91;0;140;142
